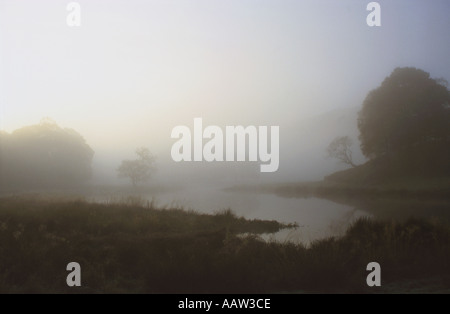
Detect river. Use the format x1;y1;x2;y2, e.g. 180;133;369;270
89;184;371;244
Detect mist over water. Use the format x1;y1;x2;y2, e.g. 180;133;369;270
1;1;449;244
1;1;450;294
85;183;366;244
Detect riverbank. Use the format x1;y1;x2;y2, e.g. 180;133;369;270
0;196;449;293
227;177;450;201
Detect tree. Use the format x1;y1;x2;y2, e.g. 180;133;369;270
327;136;357;167
0;119;94;188
117;147;156;187
358;67;450;159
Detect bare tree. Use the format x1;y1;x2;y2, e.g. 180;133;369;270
117;147;156;187
327;136;357;168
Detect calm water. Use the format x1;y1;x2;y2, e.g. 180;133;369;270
6;184;449;244
91;185;371;244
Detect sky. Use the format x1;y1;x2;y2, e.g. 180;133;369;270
1;0;449;182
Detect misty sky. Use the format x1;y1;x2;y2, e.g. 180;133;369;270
1;0;449;182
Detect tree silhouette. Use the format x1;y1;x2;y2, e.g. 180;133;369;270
358;67;450;159
117;147;156;187
327;136;357;167
0;119;94;188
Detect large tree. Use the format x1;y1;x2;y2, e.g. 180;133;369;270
0;119;94;188
358;67;450;159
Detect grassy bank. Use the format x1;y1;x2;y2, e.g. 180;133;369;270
0;197;449;293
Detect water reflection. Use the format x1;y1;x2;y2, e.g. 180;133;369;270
90;185;370;244
87;184;450;244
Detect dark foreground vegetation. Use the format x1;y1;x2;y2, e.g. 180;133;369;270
0;197;449;293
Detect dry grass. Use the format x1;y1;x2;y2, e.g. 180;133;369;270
0;197;449;293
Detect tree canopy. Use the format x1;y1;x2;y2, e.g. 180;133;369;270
358;67;450;159
0;119;94;188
